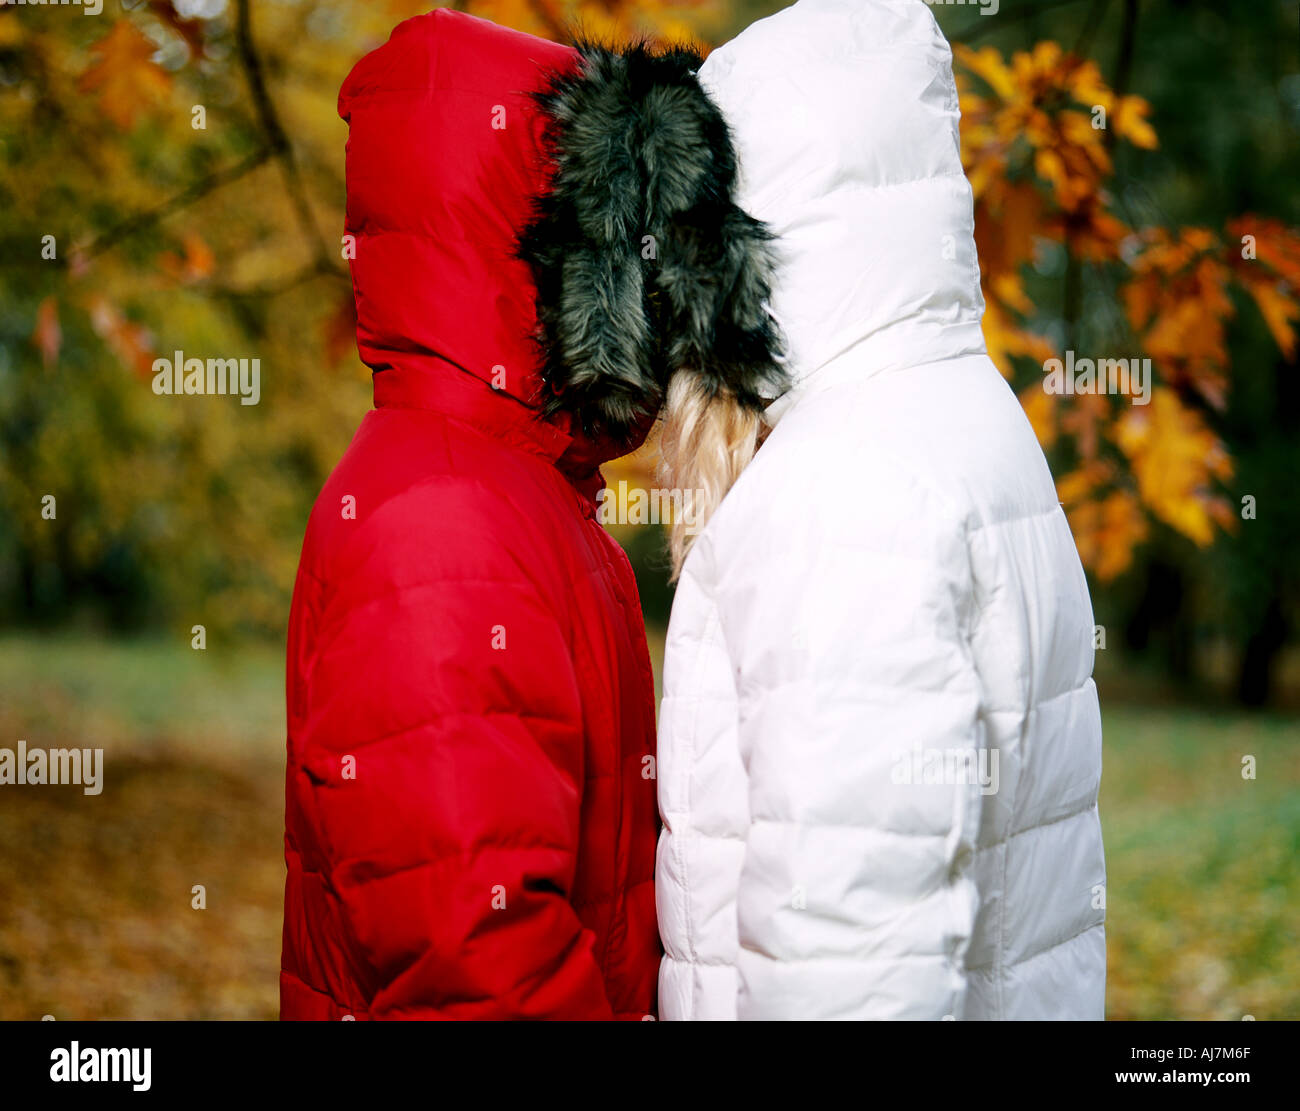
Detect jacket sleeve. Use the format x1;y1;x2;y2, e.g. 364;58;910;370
718;466;986;1020
299;485;613;1019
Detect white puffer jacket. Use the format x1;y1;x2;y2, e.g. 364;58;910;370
656;0;1106;1020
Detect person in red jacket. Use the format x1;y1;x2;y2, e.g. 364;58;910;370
280;9;784;1020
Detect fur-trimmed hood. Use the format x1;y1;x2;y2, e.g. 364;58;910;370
696;0;987;427
338;8;785;465
519;42;788;441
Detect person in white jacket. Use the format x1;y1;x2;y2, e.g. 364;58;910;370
654;0;1106;1020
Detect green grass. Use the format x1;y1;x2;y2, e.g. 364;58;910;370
0;632;284;763
0;633;1295;1018
1097;704;1300;1019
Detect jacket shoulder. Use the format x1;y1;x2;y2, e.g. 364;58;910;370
300;414;578;607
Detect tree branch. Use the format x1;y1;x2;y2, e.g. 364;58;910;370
952;0;1092;44
1072;0;1112;58
210;258;348;301
234;0;338;273
1112;0;1140;101
69;147;272;266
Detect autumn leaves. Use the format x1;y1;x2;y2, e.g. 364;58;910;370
954;40;1299;582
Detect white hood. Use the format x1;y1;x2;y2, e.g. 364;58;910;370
698;0;987;424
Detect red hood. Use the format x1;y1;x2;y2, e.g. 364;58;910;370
337;9;647;480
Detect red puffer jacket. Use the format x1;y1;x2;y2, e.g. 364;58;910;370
280;10;661;1020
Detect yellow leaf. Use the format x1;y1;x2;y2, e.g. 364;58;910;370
0;12;25;48
1067;59;1113;113
1114;391;1232;547
953;44;1017;101
980;296;1055;376
1019;384;1057;449
1113;95;1158;150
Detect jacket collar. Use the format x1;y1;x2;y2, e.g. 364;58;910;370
373;357;574;463
373;357;652;505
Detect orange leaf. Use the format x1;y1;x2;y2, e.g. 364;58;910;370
78;21;171;130
32;297;61;369
1242;278;1299;359
159;232;216;285
1065;490;1149;582
87;295;156;380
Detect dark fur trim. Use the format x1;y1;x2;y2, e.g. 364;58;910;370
518;41;787;440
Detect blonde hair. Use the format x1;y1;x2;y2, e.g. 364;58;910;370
658;370;762;581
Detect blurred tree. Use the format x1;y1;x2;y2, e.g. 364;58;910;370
1;0;1297;702
0;0;722;639
955;41;1299;582
935;0;1300;705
